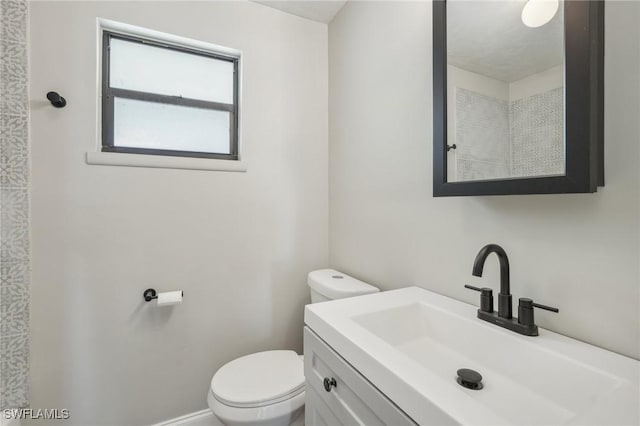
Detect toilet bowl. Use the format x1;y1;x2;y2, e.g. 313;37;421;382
207;269;379;426
207;350;305;426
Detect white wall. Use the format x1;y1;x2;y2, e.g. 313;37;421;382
447;64;509;100
509;65;563;102
329;1;640;359
447;63;563;103
28;1;328;424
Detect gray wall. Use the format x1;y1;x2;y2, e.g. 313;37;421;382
0;0;30;410
28;1;328;424
329;1;639;359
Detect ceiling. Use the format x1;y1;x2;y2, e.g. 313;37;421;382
447;0;563;82
252;1;562;81
252;0;347;24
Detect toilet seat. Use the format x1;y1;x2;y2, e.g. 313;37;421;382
210;350;304;408
207;387;305;426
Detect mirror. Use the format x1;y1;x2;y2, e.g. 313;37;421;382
433;0;604;196
447;0;564;182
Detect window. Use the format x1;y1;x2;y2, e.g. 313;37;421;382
101;30;239;160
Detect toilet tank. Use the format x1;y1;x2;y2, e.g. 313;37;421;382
308;269;379;303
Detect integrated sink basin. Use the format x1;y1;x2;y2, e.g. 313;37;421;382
304;287;639;425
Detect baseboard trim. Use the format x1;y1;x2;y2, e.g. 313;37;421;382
152;409;216;426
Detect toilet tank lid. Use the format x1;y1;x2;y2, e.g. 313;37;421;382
308;269;379;300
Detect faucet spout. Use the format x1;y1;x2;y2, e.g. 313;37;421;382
472;244;512;318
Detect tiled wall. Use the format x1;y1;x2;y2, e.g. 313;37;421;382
455;88;510;181
510;87;564;177
454;87;563;181
0;0;30;409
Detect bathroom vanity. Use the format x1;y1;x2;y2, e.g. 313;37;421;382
304;327;417;425
303;287;640;425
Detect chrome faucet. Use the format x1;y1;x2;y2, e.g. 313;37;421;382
465;244;558;336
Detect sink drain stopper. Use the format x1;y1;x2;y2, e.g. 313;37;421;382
457;368;483;390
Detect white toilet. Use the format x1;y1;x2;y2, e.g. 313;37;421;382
207;269;379;426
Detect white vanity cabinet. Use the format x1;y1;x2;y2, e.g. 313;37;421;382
303;326;416;426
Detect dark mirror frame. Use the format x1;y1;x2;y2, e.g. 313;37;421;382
433;0;604;197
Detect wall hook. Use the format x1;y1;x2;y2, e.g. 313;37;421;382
46;91;66;108
447;144;457;152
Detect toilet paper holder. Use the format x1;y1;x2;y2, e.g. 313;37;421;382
143;288;184;302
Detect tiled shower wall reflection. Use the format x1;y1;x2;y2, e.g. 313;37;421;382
455;88;510;181
455;87;563;180
0;0;30;409
510;87;564;178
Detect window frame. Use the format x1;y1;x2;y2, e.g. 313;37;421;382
101;30;240;160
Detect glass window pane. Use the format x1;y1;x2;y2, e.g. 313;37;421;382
113;97;231;154
109;38;234;104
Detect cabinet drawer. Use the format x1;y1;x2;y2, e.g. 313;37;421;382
304;326;416;426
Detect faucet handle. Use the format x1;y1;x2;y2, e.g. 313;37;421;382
531;301;559;313
464;285;494;313
518;298;558;326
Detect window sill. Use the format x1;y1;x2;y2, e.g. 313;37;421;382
86;151;247;172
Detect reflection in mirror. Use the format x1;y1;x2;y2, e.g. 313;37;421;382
446;0;564;182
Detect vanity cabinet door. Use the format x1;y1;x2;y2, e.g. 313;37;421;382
305;387;344;426
303;326;416;426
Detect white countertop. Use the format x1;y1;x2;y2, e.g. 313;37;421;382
304;287;640;426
